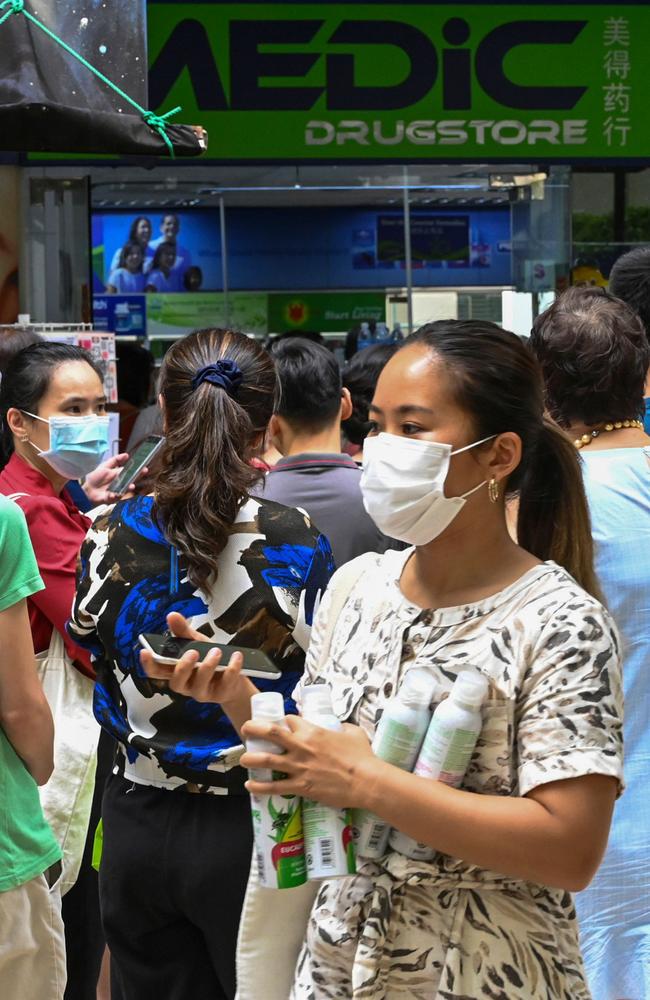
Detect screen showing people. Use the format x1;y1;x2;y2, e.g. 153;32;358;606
93;211;220;294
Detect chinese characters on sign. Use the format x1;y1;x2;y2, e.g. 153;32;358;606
602;17;631;147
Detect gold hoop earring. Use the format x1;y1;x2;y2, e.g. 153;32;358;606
488;478;500;503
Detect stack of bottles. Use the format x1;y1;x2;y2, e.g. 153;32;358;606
247;669;488;890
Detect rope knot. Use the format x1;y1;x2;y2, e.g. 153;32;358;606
0;0;25;13
142;105;182;158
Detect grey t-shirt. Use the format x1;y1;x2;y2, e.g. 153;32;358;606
255;452;399;567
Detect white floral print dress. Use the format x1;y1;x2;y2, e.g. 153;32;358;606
291;549;623;1000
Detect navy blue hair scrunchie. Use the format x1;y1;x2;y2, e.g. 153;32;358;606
191;358;243;398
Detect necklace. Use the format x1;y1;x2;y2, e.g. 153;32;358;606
574;419;644;449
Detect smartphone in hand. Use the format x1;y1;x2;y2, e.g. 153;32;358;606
138;633;282;680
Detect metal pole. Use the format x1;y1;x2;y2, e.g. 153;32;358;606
403;167;413;335
219;196;230;326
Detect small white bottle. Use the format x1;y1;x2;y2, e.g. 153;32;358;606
355;670;436;859
247;692;307;890
389;669;489;861
301;685;356;881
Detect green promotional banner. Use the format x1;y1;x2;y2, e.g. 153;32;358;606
146;292;268;337
147;4;647;161
268;291;385;333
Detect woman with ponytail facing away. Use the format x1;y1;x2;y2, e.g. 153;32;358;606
207;320;622;998
68;329;335;1000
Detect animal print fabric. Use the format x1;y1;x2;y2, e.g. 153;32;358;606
291;549;624;999
68;494;334;792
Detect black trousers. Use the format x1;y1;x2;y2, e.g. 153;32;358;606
62;728;113;1000
99;774;254;1000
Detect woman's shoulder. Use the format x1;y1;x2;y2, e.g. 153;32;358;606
507;561;616;641
87;495;166;546
240;494;324;543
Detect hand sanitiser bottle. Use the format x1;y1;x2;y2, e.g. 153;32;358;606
247;692;307;889
355;670;435;859
301;685;356;880
389;669;489;861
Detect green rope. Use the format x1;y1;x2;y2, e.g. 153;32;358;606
0;0;182;156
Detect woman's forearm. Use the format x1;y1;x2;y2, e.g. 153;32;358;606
358;758;615;892
221;676;258;737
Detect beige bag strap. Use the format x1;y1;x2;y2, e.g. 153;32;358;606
236;553;378;1000
314;552;377;672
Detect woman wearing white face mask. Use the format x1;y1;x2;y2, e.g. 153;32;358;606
160;320;624;998
0;342;113;1000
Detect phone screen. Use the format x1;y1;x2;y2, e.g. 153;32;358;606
112;435;164;494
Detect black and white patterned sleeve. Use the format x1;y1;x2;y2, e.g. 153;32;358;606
516;596;624;797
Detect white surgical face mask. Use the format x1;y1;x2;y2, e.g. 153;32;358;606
361;431;496;545
23;411;110;480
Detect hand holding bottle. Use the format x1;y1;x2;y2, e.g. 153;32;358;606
241;714;375;811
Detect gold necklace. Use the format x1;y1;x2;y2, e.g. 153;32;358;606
574;419;644;449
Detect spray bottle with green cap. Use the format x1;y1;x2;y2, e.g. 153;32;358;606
301;684;356;880
247;691;307;889
355;669;437;859
389;668;489;861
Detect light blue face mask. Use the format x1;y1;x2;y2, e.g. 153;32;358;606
23;411;110;480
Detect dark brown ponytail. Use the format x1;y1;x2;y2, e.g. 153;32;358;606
408;321;602;599
153;329;278;591
516;417;601;600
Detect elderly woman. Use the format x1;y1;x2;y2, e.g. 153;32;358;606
530;286;650;1000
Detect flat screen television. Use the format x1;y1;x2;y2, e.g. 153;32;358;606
377;213;470;266
91;209;221;294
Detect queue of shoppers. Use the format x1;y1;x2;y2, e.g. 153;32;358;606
0;275;649;1000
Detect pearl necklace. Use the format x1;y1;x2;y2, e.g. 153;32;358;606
574;419;644;449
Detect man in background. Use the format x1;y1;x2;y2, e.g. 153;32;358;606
258;337;397;565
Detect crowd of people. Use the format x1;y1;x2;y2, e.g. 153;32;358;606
0;248;649;1000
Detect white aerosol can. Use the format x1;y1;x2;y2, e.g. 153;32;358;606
355;670;436;859
389;669;489;861
301;685;356;880
247;692;307;889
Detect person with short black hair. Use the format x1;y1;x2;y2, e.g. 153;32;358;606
609;245;650;432
530;286;650;1000
342;342;399;461
258;337;397;565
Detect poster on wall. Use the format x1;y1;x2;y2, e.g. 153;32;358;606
91;211;221;295
146;292;268;338
268;292;385;333
0;168;19;324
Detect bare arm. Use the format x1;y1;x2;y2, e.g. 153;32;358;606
0;598;55;785
242;717;618;892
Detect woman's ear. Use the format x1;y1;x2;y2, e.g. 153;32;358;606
487;432;522;484
158;393;167;434
6;407;30;440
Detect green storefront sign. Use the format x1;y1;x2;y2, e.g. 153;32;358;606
147;3;647;161
268;292;385;333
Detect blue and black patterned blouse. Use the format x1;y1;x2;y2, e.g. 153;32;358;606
69;494;335;793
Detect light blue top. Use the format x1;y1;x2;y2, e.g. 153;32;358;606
576;446;650;1000
107;269;146;293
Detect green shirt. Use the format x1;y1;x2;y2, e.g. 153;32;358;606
0;495;61;891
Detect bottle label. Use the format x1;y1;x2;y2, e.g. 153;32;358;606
374;718;424;769
414;723;478;785
303;803;357;878
251;787;307;889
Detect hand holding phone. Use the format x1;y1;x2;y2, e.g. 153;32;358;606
139;612;263;708
139;633;281;680
110;435;164;497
